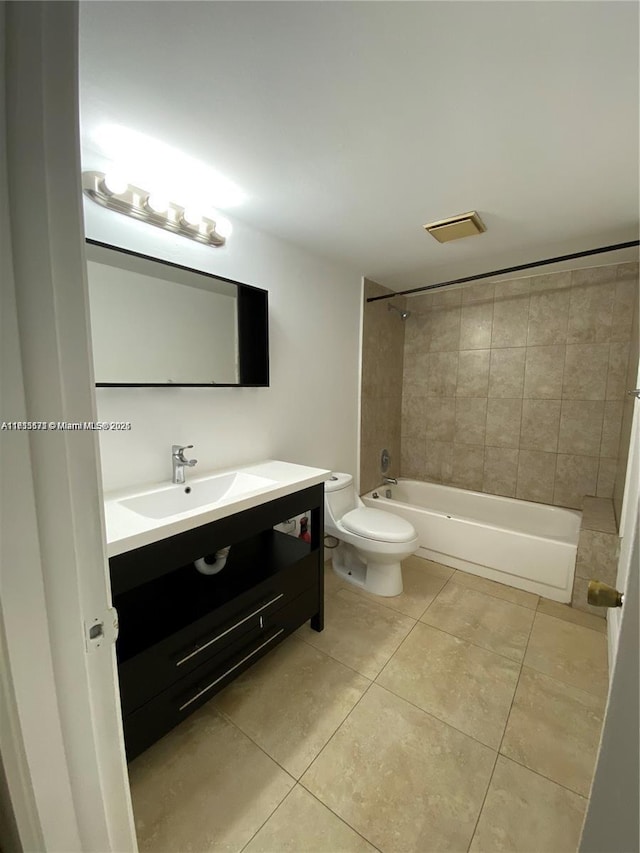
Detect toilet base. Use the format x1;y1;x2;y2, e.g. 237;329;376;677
332;541;403;597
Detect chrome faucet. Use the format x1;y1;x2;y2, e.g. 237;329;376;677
172;444;197;484
382;476;398;485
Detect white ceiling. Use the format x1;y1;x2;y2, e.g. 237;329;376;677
79;1;639;291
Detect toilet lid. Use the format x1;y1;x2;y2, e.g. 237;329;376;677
341;507;416;543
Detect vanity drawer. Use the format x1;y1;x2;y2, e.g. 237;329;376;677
123;587;318;760
117;553;319;715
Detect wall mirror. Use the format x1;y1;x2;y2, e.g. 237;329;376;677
85;240;269;387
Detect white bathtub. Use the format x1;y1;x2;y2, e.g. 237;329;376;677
362;480;581;602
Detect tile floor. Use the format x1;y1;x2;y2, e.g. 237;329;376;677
128;556;609;853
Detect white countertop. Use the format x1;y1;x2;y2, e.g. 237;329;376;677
103;459;331;557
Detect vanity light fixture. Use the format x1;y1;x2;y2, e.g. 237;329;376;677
82;170;232;248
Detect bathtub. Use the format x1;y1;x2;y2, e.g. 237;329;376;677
362;480;581;602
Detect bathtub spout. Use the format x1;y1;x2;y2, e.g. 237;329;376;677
383;477;398;485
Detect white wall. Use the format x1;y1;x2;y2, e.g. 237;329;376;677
83;202;363;492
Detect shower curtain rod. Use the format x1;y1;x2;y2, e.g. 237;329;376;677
366;240;640;302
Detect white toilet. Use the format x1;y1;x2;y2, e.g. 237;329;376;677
324;473;418;597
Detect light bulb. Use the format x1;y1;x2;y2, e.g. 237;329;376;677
181;208;203;228
213;215;232;239
102;172;129;196
145;194;170;215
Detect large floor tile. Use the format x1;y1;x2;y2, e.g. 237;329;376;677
297;588;415;679
501;667;606;796
421;582;535;661
129;705;294;852
342;555;454;618
537;598;606;633
243;785;376;853
301;683;495;853
323;560;347;596
452;570;539;610
524;613;608;696
470;756;587;853
378;622;520;748
214;636;369;778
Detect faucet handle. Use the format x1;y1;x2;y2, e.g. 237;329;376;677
172;444;195;461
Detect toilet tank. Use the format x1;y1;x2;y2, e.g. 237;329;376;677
324;472;359;523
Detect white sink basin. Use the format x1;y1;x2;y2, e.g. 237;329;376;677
119;471;277;520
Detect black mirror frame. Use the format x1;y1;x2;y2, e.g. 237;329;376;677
86;239;269;388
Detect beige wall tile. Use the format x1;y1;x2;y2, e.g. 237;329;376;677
456;349;490;397
606;341;631;400
459;301;493;349
516;450;556;503
425;397;456;441
400;436;426;479
451;444;485;490
470;756;587;853
597;458;617;498
402;349;430;394
501;668;605;796
554;454;598;508
360;280;405;493
567;276;615;344
523;345;565;398
462;281;496;304
401;393;427;438
428;351;458;397
485;398;522;448
432;287;462;306
492;293;530;347
483;447;519;497
454;397;487;446
429;305;461;351
611;268;639;343
562;343;609;400
520;399;561;452
558;400;604;456
527;286;570;345
498;279;532;297
488;347;526;397
600;400;623;458
576;529;619;583
424;440;453;483
528;272;573;291
581;496;617;534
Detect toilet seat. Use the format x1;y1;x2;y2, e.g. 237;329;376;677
341;507;415;543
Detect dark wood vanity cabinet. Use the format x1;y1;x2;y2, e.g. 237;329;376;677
109;484;324;760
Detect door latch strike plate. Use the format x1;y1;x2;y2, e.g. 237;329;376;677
85;607;119;652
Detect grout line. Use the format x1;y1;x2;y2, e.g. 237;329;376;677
446;573;539;612
238;783;299;853
496;753;590;802
535;600;607;635
300;785;383;852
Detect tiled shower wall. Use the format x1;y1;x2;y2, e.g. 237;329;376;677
360;279;405;494
398;262;639;510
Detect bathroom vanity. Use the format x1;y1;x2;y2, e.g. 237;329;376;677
104;461;328;760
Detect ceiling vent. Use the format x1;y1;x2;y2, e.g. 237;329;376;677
424;211;486;243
